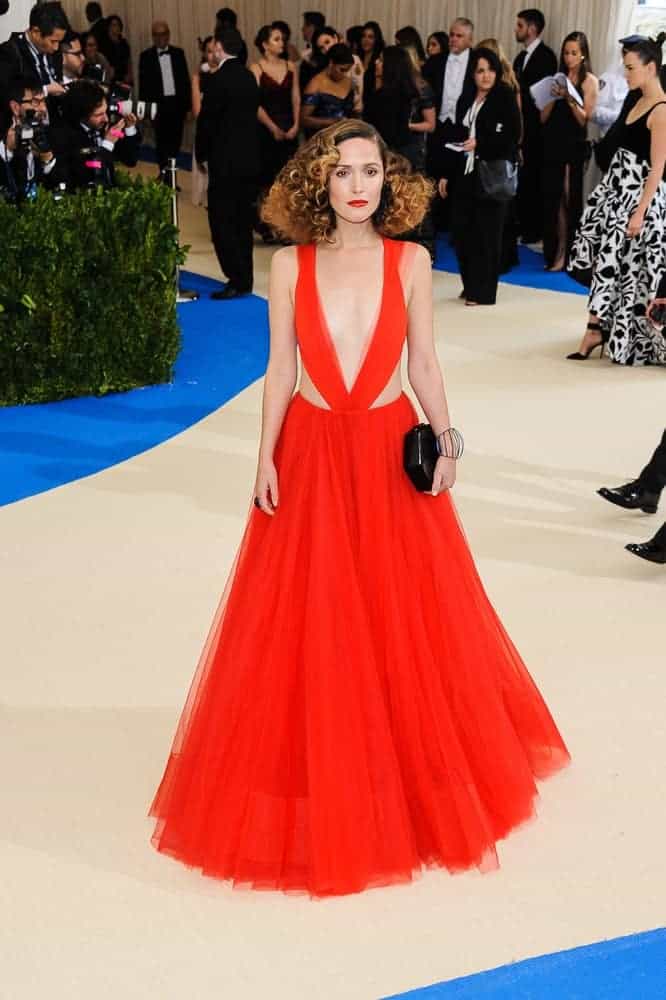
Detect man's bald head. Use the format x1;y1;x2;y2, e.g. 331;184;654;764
152;21;170;46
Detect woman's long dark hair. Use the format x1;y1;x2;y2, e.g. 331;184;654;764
311;25;338;70
362;20;385;59
559;31;592;87
380;45;419;99
427;31;449;57
395;26;425;65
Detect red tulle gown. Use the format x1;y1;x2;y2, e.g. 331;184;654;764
149;237;570;897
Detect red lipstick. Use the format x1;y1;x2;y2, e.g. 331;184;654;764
347;200;368;207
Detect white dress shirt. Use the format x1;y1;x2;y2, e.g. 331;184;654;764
592;62;630;134
157;48;176;98
521;37;542;71
439;48;470;124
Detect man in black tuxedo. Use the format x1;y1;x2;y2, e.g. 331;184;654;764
195;27;260;300
513;8;557;246
422;17;476;226
0;2;68;120
50;78;139;190
138;21;191;180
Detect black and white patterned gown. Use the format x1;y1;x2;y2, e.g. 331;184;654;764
568;101;666;366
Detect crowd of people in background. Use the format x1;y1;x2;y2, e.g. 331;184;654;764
0;5;665;556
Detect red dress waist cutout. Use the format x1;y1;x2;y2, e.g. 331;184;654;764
295;238;408;411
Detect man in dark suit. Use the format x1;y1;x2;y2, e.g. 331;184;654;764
83;2;108;49
215;8;248;66
195;27;260;300
513;8;557;246
422;17;476;226
0;2;69;119
50;78;139;190
138;21;191;180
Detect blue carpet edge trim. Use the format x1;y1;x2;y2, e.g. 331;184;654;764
381;926;666;999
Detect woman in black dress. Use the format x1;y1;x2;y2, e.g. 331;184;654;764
359;21;385;104
540;32;598;271
364;46;418;157
394;29;436;173
103;15;132;87
450;48;521;305
250;25;300;241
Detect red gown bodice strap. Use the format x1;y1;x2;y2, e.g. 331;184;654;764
294;238;408;411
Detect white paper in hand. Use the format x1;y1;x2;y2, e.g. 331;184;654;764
530;73;583;111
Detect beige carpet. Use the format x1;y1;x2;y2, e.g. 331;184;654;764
1;167;664;1000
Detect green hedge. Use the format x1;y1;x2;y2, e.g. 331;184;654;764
0;175;186;406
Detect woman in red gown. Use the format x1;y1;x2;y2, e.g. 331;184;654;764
149;120;570;897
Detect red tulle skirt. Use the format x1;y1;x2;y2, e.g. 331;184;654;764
149;392;570;897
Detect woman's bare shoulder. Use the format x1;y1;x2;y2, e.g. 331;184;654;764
270;245;300;280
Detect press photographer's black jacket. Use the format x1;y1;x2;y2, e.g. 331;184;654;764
50;123;140;190
0;32;61;104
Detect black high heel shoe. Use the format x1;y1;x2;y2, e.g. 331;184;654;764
566;321;609;361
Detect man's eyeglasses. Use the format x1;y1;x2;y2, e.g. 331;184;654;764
21;96;47;107
63;49;85;58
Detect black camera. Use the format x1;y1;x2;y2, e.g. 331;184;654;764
83;62;105;83
17;108;51;154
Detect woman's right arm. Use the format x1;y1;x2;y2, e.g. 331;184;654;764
191;72;202;118
300;91;337;130
254;247;299;515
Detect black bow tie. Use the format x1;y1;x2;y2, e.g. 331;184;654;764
158;48;170;56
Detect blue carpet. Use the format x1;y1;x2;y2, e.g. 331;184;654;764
383;927;666;999
434;236;587;296
0;271;268;507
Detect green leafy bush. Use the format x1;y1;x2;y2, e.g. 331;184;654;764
0;175;186;405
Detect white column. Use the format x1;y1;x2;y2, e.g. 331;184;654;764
1;0;35;43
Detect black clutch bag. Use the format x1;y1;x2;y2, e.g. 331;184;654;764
403;424;438;491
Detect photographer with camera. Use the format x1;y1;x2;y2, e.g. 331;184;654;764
0;76;62;201
0;3;69;121
50;78;139;190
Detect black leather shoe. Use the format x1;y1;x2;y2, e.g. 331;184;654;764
625;530;666;564
211;286;249;301
597;481;660;514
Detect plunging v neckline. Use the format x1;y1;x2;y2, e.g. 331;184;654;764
313;239;387;398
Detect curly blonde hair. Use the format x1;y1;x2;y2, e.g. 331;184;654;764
261;119;434;243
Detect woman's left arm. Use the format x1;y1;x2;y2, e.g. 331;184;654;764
567;73;598;127
406;245;457;494
632;104;666;230
286;62;301;139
